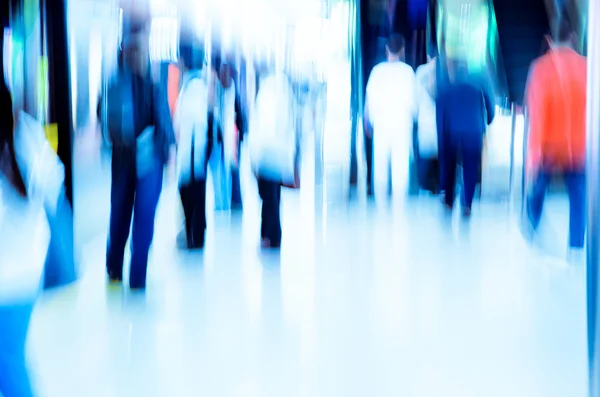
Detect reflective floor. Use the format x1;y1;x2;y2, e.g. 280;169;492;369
28;119;589;397
29;187;587;396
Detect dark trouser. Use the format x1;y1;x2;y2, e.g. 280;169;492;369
257;178;282;247
527;169;586;248
179;179;207;249
365;133;373;195
231;139;243;207
0;303;35;397
106;150;163;288
440;134;482;210
418;157;440;193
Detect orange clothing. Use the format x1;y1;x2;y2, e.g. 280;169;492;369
525;47;587;174
167;64;181;118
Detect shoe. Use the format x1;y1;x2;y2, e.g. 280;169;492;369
129;283;146;291
107;270;123;285
261;238;281;249
462;207;472;217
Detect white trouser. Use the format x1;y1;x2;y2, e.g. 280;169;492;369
373;132;410;202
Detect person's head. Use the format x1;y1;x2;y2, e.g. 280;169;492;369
121;15;150;76
386;33;405;62
219;55;235;89
178;32;205;73
427;44;439;62
0;79;26;196
550;17;576;48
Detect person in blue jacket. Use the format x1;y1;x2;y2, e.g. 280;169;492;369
436;57;495;216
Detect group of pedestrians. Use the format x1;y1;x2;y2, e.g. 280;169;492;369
363;33;495;216
100;18;300;291
364;19;587;253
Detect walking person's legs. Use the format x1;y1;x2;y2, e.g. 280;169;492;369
231;139;243;209
106;153;136;282
130;165;164;289
461;143;483;214
257;178;282;248
440;142;458;209
564;170;586;249
190;179;208;249
180;184;193;245
526;169;551;232
272;182;282;247
0;303;35;397
373;138;392;203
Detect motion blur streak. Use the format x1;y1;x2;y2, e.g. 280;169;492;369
0;0;595;396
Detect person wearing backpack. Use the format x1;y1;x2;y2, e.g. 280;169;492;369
100;15;175;289
174;33;211;250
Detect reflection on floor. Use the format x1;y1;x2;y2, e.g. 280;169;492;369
29;191;586;396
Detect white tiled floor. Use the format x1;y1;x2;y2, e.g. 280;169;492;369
28;188;587;396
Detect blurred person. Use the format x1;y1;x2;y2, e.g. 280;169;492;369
100;15;175;289
415;44;440;193
207;55;230;211
524;19;587;251
248;63;299;249
217;56;245;210
436;55;495;216
0;79;52;397
363;33;417;201
174;34;210;250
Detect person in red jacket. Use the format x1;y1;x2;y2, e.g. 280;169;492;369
524;19;587;251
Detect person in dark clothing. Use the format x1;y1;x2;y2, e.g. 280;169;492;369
436;58;495;216
101;17;175;289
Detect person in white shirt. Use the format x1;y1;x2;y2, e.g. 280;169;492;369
174;34;210;249
414;45;440;193
248;63;298;249
364;33;417;201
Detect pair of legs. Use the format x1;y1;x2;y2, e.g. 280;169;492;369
440;134;482;211
179;179;207;249
257;177;282;248
231;138;243;208
527;169;586;248
372;136;409;201
106;150;163;289
0;303;35;397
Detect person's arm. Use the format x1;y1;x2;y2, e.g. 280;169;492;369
152;83;176;164
364;97;372;138
364;72;374;137
524;61;543;175
436;88;447;159
234;93;244;139
481;75;496;126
